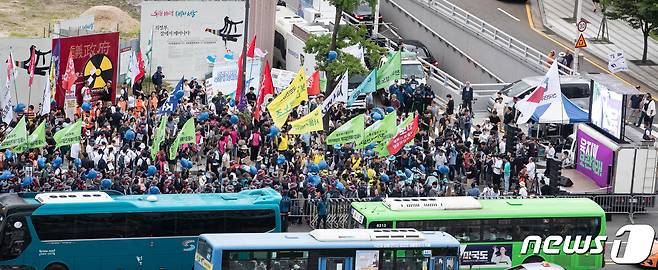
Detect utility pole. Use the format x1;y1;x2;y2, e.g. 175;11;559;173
240;0;250;101
372;0;380;38
573;0;582;72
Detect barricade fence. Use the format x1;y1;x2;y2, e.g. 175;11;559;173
288;194;657;229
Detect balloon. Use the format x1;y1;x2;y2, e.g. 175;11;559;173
14;103;25;113
250;166;257;175
86;169;98;180
37;157;46;169
269;126;280;137
174;90;184;100
336;181;345;191
404;168;412;178
147;165;158;176
386;106;395;113
308;175;321;186
309;164;319;173
230;115;239;124
53;157;62;168
224;51;234;61
327;50;338;61
419;165;426;173
21;176;33;187
366;142;377;150
380;174;390;182
0;171;13;180
277;155;286;165
101;179;112;189
149;186;161;195
5;150;11;159
197;112;210;122
438;165;450;175
229;99;236;107
74;158;82;168
371;112;383;121
317;160;328;170
180;159;193;169
124;130;136;141
81;102;92;112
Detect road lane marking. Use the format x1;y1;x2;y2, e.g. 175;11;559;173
524;2;634;88
497;7;521;22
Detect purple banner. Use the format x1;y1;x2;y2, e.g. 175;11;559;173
576;129;614;187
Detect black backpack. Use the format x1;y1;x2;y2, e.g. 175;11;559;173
97;154;108;171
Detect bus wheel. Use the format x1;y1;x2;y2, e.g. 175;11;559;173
45;263;68;270
523;256;545;264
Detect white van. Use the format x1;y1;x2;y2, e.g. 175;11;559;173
380;51;427;85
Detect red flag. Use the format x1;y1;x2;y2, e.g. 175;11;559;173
387;114;419;155
254;61;274;121
235;36;257;102
61;51;76;94
135;50;145;83
27;47;36;87
307;70;321;96
5;52;14;88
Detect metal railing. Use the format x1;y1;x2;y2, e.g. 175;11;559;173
296;194;657;229
414;0;577;76
383;0;504;82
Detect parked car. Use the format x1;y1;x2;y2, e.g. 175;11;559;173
508;262;565;270
487;76;591;113
345;2;382;26
395;40;439;70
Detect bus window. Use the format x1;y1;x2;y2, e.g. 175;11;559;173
31;215;76;240
223;251;268;270
127;212;177;237
514;218;551;240
75;213;127;239
0;215;31;260
381;250;395;270
271;251;308;270
482;219;514;241
396;249;429;270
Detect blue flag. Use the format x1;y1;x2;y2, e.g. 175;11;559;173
157;77;184;115
52;40;60;81
347;69;376;106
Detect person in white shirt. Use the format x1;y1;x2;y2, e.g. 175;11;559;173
70;143;81;160
518;181;528;198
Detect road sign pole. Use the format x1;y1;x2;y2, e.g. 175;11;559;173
573;0;583;72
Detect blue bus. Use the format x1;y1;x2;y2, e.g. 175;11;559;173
195;229;461;270
0;188;281;270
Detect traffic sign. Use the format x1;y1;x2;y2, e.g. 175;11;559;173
577;18;588;32
575;33;587;48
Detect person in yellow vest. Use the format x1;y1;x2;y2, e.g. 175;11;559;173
117;97;127;113
277;131;289;153
350;152;362;171
149;93;159;111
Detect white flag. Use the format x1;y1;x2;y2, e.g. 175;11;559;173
607;50;629;73
2;52;15;124
321;70;349;114
41;70;51;116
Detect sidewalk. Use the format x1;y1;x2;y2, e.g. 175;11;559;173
541;0;658;93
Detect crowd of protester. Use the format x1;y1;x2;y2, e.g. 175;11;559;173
0;68;565;206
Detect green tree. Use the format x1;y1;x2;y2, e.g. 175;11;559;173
603;0;658;63
305;25;386;84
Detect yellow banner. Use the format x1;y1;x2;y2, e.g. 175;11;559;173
267;68;308;128
288;107;323;135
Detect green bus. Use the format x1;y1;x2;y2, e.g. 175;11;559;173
0;188;281;270
350;197;606;269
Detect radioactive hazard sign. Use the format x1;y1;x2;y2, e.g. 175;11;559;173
575;33;587;48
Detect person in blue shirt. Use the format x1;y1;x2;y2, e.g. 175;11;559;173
280;191;292;232
402;78;415;112
315;191;328;229
389;80;404;107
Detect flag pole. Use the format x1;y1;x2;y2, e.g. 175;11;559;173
147;25;154;96
240;0;250;102
10;47;19;110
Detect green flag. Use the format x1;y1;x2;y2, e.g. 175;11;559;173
169;118;196;160
357;111;397;149
327;114;365;145
151;117;167;160
28;121;46;149
53;120;82;148
319;71;327;93
0;117;27;150
376;50;401;90
375;114;415;157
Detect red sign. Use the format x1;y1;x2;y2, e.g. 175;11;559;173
53;32;120;107
387;115;419;155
